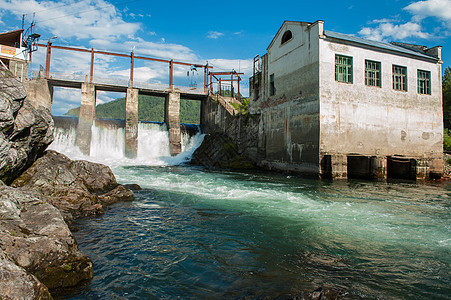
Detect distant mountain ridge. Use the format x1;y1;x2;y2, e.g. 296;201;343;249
65;95;201;124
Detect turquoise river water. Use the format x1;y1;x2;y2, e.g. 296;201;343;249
50;120;450;299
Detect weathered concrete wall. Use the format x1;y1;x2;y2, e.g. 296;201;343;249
76;83;96;155
23;78;53;112
9;60;28;82
318;37;443;178
249;21;322;175
202;97;260;163
165;92;181;156
125;88;138;158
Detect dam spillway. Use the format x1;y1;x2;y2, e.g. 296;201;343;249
50;116;204;166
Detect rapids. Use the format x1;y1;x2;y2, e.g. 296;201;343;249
49;117;450;299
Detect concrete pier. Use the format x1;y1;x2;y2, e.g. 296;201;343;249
125;88;139;158
76;83;96;155
23;77;54;112
165;92;181;156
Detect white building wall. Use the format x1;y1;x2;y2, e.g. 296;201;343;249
253;21;322;174
318;38;443;176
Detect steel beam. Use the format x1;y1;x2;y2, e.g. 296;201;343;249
89;48;94;83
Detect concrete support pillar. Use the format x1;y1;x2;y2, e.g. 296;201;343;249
125;88;139;158
373;156;387;179
23;78;53;112
165;92;181;156
76;83;96;155
331;154;348;179
428;157;444;179
320;154;347;179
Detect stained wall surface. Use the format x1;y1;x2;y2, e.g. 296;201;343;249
318;36;443;177
250;21;323;175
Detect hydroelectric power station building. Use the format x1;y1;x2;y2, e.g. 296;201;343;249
249;20;443;180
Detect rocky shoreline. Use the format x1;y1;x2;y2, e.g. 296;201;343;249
1;66;449;299
0;68;134;298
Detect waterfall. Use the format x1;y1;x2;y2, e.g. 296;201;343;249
49;116;205;167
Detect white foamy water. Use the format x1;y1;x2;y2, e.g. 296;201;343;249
49;119;204;167
50;117;450;299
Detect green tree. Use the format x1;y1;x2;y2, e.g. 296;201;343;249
444;66;451;129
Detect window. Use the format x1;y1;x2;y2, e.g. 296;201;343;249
281;30;292;45
393;65;407;91
270;74;275;96
335;55;353;83
365;60;381;87
417;70;431;95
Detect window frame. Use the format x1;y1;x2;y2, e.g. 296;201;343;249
281;30;293;45
365;59;381;87
392;65;408;92
417;69;431;95
270;73;275;96
335;54;353;84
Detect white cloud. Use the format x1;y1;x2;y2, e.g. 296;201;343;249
405;0;451;22
359;0;451;42
110;66;162;82
208;58;253;76
369;17;400;24
207;31;224;39
0;0;141;40
359;21;430;42
0;0;254;107
89;38;199;62
51;87;81;115
96;91;120;105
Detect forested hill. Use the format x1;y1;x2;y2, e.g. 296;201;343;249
65;95;201;124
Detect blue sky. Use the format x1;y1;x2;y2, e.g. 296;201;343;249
0;0;450;115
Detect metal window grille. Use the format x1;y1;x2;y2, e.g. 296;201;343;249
392;65;407;91
335;55;353;83
365;60;381;87
417;70;431;95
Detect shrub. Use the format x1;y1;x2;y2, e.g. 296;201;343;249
444;129;451;152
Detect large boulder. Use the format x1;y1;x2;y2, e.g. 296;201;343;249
0;68;54;184
12;150;134;222
0;184;93;296
0;252;52;300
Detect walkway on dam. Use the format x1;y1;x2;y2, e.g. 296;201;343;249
27;42;244;158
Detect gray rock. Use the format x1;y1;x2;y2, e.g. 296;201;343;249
0;68;54;184
123;183;142;190
0;185;93;295
68;159;118;194
12;150;134;222
0;252;51;300
98;184;134;206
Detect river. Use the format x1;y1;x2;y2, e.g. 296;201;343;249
50;118;450;299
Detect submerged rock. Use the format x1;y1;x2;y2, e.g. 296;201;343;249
0;185;93;296
0;68;54;185
11;150;134;222
190;132;257;170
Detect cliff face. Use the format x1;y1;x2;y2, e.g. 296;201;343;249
0;68;54;184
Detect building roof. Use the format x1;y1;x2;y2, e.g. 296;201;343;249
324;30;439;61
0;29;23;47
